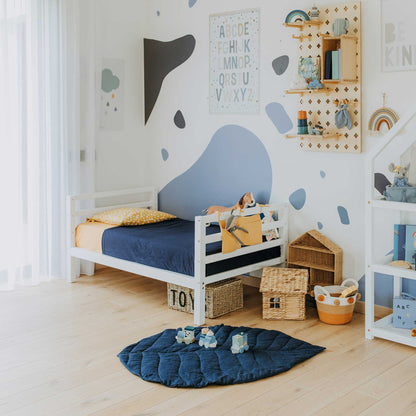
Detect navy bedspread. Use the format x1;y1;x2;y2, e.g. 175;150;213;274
102;218;280;276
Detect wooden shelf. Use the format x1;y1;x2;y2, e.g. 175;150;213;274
285;88;331;96
284;20;322;30
285;133;342;140
321;34;359;85
291;244;332;254
288;260;335;272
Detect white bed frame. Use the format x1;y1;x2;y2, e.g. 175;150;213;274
67;187;288;325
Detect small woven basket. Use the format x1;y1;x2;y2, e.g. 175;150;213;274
167;278;243;318
260;267;308;320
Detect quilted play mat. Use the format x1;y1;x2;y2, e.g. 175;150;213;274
118;325;325;388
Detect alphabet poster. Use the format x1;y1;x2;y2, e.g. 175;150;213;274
99;58;125;130
381;0;416;72
209;9;259;114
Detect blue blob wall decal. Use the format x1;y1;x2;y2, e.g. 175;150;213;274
144;35;196;124
159;125;272;220
317;222;323;230
337;206;350;225
174;110;186;129
289;188;306;210
266;103;293;134
320;170;326;178
189;0;198;7
161;148;169;161
272;55;289;76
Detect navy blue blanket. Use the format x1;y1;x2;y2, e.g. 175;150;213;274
102;218;280;276
118;325;325;388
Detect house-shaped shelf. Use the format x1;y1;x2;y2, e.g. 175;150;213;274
288;230;342;288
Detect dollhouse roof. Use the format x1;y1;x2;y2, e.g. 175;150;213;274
289;229;342;255
260;267;308;294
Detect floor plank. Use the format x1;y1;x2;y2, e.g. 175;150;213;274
0;267;415;416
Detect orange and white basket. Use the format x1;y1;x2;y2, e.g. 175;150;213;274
314;279;360;325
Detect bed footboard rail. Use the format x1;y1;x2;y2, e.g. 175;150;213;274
193;203;289;324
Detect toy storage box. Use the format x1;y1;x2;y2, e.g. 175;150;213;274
167;278;243;318
393;293;416;329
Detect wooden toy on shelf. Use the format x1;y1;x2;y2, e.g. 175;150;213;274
287;230;343;289
260;267;308;320
231;332;249;354
176;326;195;344
198;328;217;348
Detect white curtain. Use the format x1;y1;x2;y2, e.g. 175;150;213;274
0;0;83;289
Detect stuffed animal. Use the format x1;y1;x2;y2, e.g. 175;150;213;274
309;122;325;135
203;192;256;216
388;163;410;187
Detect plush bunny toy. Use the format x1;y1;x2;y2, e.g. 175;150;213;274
388;163;410;187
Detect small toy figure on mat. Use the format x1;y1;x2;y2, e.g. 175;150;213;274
176;326;195;344
198;328;218;348
203;192;256;215
388;163;410;187
334;99;352;130
231;332;249;354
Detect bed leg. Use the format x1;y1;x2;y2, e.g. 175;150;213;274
81;261;95;276
194;282;205;326
67;256;79;283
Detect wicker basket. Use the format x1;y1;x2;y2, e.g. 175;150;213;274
167;278;243;318
314;279;360;325
260;267;308;320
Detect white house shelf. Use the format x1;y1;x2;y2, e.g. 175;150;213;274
365;104;416;348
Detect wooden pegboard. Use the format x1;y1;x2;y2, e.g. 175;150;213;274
292;2;362;153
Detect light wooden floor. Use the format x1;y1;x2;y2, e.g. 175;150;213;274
1;268;416;416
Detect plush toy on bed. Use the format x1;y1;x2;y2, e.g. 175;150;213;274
203;192;256;216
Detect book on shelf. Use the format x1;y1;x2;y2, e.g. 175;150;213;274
394;224;406;261
405;225;416;265
331;51;339;80
324;50;332;79
338;48;341;79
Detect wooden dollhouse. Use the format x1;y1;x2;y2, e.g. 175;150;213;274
260;267;308;320
288;230;343;288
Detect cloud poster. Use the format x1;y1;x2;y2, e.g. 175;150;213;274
100;58;125;130
209;9;260;114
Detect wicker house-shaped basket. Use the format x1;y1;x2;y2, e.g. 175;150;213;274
260;267;308;320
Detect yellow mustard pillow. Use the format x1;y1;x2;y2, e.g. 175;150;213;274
88;207;176;226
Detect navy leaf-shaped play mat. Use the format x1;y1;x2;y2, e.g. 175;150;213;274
118;325;325;388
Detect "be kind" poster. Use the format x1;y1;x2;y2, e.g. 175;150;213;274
210;9;259;114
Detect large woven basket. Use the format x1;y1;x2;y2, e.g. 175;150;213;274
167;278;243;318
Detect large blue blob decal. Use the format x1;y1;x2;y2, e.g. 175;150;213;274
159;125;272;220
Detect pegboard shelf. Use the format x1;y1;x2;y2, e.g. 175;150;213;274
284;2;362;153
285;133;342;140
285;88;331;96
284;21;322;30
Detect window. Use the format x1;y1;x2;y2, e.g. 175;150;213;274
269;297;281;309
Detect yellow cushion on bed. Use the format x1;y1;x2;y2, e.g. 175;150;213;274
88;207;176;226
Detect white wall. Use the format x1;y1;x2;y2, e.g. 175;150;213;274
82;0;416;301
86;0;149;192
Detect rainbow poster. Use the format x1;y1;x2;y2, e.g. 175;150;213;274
209;9;260;114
